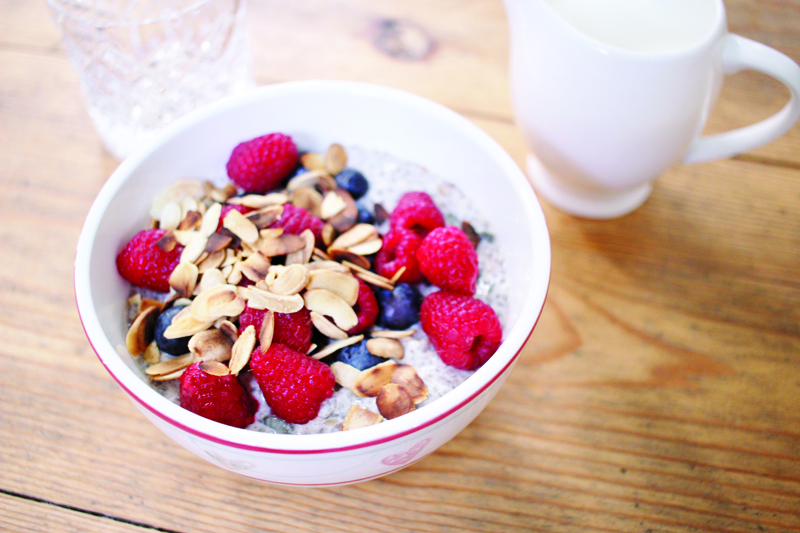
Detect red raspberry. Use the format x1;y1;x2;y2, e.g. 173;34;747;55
217;203;253;231
347;279;379;335
416;226;479;295
116;229;183;292
420;291;502;371
238;305;313;354
374;227;423;283
226;132;299;193
250;343;335;424
389;191;445;238
269;203;324;246
179;363;256;428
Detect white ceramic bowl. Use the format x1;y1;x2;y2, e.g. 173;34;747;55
74;80;551;486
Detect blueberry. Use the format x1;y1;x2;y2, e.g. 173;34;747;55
357;206;374;224
335;340;384;370
334;168;369;200
377;283;422;330
154;305;190;355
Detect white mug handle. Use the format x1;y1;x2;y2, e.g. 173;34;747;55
683;34;800;164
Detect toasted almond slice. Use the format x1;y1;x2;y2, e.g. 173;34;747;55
270;264;310;295
163;310;215;339
310;334;364;361
322;223;336;247
223;209;259;244
150;368;188;381
310;311;348;340
287;169;337;192
313;247;334;262
292;187;323;218
388;266;407;285
226;261;243;285
392;365;428;404
306;343;318;354
260;234;306;257
320;191;348;219
330;249;370;270
303;289;358;331
191;284;245;321
227;193;289;209
242;286;305;314
342;405;383;431
300;152;325;170
194;268;227;295
305;260;350;273
150;180;205;220
198;361;230;376
354;360;398;397
371;329;416;339
159;201;183;231
180;233;208;264
285;229;315;266
355;271;394;291
325;143;347;175
239;251;271;282
177;210;202;231
142;341;162;365
341;260;393;286
204;232;233;254
126;306;158;356
346;237;382;256
221;248;238;268
330;361;362;391
172;230;196;246
171;297;194;308
180;197;199;218
246;205;284;229
376;383;415;419
169;261;198;297
366;338;404;359
205;181;233;203
329;223;377;251
200;202;222;237
146;353;197;377
127;293;142;309
328;189;358;232
305;270;360;306
188;328;233;362
197;250;226;274
218;320;239;343
138;298;164;317
229;325;257;375
259;311;275;349
374;203;390;225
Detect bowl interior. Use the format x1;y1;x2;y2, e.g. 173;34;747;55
76;81;551;446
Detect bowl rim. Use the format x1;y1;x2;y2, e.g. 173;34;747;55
74;80;551;453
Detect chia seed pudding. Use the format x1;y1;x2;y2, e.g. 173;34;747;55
121;140;508;435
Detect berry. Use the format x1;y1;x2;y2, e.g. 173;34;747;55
420;291;502;371
416;226;479;295
217;203;253;231
226;132;299;193
347;279;379;335
374;227;423;283
389;191;445;238
179;363;256;428
154;305;190;355
357;206;374;224
116;229;183;292
269;203;324;246
334;168;369;199
335;340;384;370
377;283;422;330
238;305;313;354
250;343;335;424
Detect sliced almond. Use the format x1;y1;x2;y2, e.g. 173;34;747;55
285;229;315;266
300;152;325;170
126;306;158;356
204;232;233;254
305;260;350;273
218;320;239;343
159;201;183;231
138;298;164;317
392;365;428;404
342;405;383;431
229;325;256;375
180;232;208;264
150;368;188;381
270;264;309;295
150;180;205;220
287;169;337;193
330;361;362;391
197;250;226;274
341;261;393;286
303;289;358;331
305;270;360;306
329;223;377;251
177;210;202;231
292;187;323;218
313;247;334;262
191;284;245;321
172;230;196;246
310;311;348;340
366;338;404;359
310;334;364;361
223;209;259;244
354;360;398;397
146;353;197;377
242;286;305;314
373;203;390;225
180;197;200;219
260;234;306;257
259;311;275;349
188;328;233;362
320;191;348;220
169;261;198;298
328;189;358;232
322;223;336;247
239;251;271;282
355;271;394;291
345;237;382;256
246;205;284;229
163;311;215;339
198;361;230;377
200;202;222;237
371;329;416;339
226;261;243;285
227;193;289;209
388;266;407;285
330;249;370;270
142;341;162;365
461;221;482;249
325;143;347;175
376;383;415;419
194;267;227;295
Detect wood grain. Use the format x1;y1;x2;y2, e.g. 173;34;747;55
1;0;799;531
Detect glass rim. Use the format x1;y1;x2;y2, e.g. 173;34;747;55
44;0;243;29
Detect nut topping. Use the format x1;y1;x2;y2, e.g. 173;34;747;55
303;289;359;331
188;328;233;362
126;305;158;357
223;209;259;244
311;334;364;361
242;286;305;314
328;223;378;251
145;353;197;378
376;383;415;419
229;325;256;375
366;338;404;359
391;365;428;404
190;284;245;321
169;261;198;298
198;361;230;376
270;264;309;295
342;405;383;431
305;270;360;306
310;311;349;340
325;143;347;175
353;360;398;397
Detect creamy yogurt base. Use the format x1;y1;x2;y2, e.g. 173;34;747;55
135;145;509;434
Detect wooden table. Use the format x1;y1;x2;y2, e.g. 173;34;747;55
2;1;799;531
